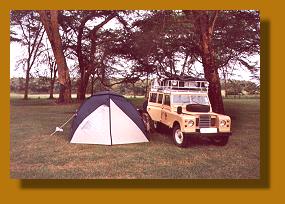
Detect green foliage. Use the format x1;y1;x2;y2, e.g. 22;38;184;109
10;76;148;96
222;80;260;95
10;77;59;94
10;77;26;92
112;10;259;78
10;10;260;99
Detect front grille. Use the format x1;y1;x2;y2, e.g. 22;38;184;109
211;117;216;126
199;115;211;128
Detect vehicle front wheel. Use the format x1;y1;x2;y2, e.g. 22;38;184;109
211;135;229;146
173;125;189;148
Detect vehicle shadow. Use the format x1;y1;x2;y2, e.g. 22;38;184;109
151;127;215;147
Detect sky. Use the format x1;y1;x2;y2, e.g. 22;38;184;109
10;43;27;78
10;41;259;83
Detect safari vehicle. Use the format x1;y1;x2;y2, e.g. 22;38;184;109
146;78;231;147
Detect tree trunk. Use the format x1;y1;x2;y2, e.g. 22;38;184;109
49;66;56;99
76;13;116;101
207;74;224;113
195;11;225;114
98;81;107;92
77;74;90;101
201;47;224;113
49;69;54;99
132;83;136;98
38;10;72;103
145;72;149;97
76;19;88;101
24;69;30;100
91;75;95;95
223;69;227;98
76;28;94;100
76;78;84;101
49;81;54;99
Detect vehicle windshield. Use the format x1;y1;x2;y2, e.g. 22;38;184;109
173;95;209;105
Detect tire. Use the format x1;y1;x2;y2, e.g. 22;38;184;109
211;135;229;146
172;125;189;148
141;113;151;134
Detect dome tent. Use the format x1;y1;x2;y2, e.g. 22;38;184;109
70;91;148;145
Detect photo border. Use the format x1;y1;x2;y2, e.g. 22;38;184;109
1;0;279;203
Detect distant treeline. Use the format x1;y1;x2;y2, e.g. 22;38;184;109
10;77;259;96
220;79;260;95
10;77;147;97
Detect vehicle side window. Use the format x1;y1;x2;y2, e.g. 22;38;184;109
164;95;170;106
157;94;163;104
149;93;157;103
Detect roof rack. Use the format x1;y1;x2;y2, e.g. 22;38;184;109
150;79;209;93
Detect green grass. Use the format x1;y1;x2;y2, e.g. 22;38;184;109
10;97;260;179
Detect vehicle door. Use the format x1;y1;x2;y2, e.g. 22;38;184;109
161;94;171;127
147;92;161;122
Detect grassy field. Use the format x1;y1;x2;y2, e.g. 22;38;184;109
10;96;260;179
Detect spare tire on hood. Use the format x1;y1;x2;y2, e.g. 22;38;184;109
186;104;210;112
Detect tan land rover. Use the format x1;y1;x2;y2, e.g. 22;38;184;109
146;78;232;147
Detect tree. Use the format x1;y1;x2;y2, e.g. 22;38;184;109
79;11;117;99
44;43;58;99
58;10;131;100
120;11;182;77
135;10;227;113
10;10;259;107
10;11;45;99
222;80;259;95
187;11;225;113
127;10;259;113
112;11;202;94
183;10;259;113
38;10;72;103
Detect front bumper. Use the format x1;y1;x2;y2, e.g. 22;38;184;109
183;131;232;137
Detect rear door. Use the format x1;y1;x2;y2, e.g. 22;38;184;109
161;94;171;127
147;92;161;122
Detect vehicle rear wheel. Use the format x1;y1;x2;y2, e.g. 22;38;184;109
173;125;189;147
211;135;229;146
141;113;151;134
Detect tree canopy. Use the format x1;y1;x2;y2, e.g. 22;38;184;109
10;10;260;111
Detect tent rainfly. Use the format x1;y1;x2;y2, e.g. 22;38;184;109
70;91;149;145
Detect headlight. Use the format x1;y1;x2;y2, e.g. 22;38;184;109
188;120;194;127
220;120;226;127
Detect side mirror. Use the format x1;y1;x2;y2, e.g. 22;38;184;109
177;106;182;114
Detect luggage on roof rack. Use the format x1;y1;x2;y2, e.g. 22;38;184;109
150;78;209;92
